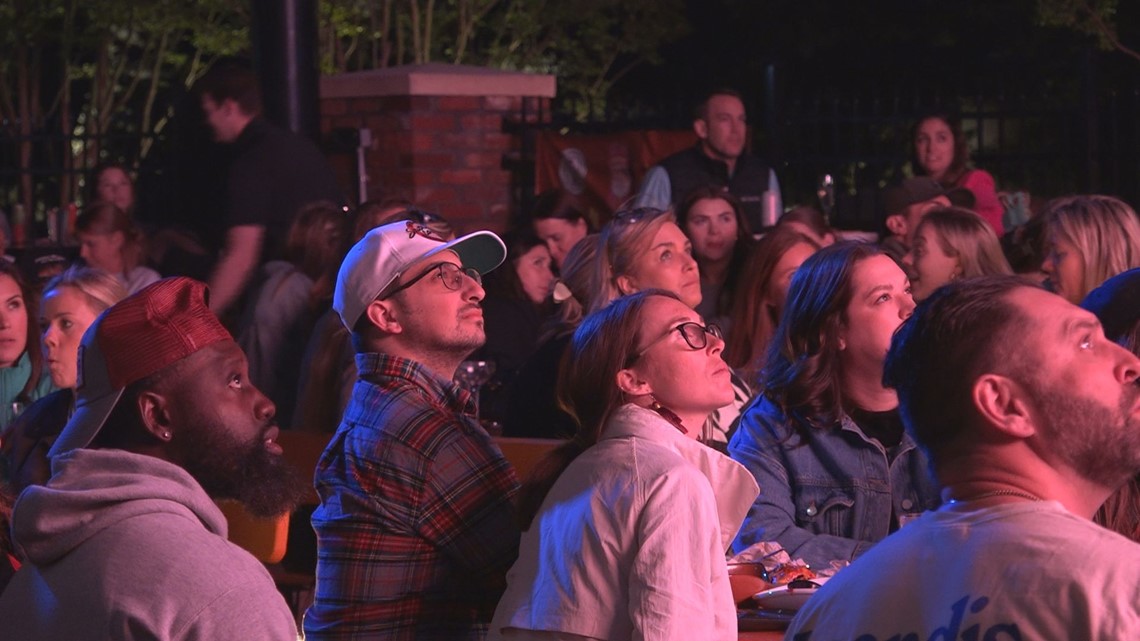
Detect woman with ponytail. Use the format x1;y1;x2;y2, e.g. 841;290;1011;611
488;290;758;641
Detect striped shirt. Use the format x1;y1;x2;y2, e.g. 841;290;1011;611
305;353;520;640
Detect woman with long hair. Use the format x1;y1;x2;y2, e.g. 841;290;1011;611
502;234;600;439
911;111;1004;234
89;162;136;215
1041;194;1140;304
530;189;594;269
724;228;820;384
489;290;758;641
0;262;52;429
729;242;940;569
0;267;126;492
777;205;838;248
238;201;347;428
677;187;754;330
904;207;1013;301
75;201;160;294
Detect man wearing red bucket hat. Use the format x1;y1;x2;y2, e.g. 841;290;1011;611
306;220;521;640
0;277;303;640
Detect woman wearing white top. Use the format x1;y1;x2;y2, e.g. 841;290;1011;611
75;201;161;295
489;290;759;641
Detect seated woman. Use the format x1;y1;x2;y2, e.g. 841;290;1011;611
590;206;748;446
729;242;940;569
472;230;555;423
677;187;753;331
777;205;839;248
530;189;593;270
904;206;1013;301
0;262;53;429
238;201;346;429
75;201;161;294
1041;194;1140;304
503;234;599;439
724;228;819;385
912;111;1004;234
488;290;759;641
0;267;126;491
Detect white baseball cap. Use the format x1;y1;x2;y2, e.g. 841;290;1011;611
334;220;507;329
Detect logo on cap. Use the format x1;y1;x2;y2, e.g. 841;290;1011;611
406;221;442;241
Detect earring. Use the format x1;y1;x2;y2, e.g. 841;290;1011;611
649;396;688;435
162;431;171;440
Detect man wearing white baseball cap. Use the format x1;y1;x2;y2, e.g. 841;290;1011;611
306;220;521;640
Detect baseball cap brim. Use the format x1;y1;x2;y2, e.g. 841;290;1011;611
47;334;124;458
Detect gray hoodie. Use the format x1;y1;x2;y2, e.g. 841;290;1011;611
0;448;298;640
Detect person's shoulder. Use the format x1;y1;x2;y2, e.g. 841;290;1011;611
960;168;996;188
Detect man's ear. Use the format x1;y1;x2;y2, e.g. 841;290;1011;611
973;374;1036;439
885;214;908;238
693;118;709;141
616;367;652;398
615;274;639;297
137;390;174;442
365;299;402;334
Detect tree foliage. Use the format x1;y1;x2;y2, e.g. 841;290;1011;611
1037;0;1140;63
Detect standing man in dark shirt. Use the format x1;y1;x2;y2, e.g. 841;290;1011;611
305;220;520;640
635;88;781;230
193;61;344;315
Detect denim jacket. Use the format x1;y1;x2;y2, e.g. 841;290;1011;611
728;395;940;569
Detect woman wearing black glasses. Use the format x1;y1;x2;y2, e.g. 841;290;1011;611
728;242;940;571
488;290;758;641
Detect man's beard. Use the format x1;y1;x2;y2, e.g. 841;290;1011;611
1029;377;1140;490
175;421;308;518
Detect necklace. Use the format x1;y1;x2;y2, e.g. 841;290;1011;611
948;488;1043;504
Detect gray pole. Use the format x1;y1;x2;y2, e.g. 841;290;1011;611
251;0;321;141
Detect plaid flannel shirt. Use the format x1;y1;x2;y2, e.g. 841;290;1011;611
304;353;520;640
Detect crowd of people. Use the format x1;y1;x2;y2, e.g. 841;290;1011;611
0;72;1138;641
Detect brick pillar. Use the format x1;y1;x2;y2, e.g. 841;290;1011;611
319;64;555;233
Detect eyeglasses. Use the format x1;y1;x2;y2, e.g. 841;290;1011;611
627;321;723;365
382;261;481;300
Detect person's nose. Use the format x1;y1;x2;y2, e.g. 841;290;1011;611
1113;344;1140;386
42;325;59;349
900;292;916;320
463;273;486;302
902;251;915;267
682;251;698;272
80;245;91;262
1040;254;1055;275
253;385;276;424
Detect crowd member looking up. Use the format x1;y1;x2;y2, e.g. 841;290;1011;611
89;162;136;214
593;207;748;445
788;276;1140;640
75;201;161;295
0;277;305;640
678;186;753;329
1080;268;1140;542
724;228;820;385
306;221;520;640
878;176;974;270
777;205;838;247
503;234;600;440
192;60;344;315
635;88;781;231
489;290;759;641
530;189;593;270
1041;194;1140;304
730;242;939;569
911;111;1004;234
473;230;555;422
1;267;126;492
238;201;346;429
0;261;53;429
904;207;1013;301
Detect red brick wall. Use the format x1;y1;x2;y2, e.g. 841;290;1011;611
320;94;550;234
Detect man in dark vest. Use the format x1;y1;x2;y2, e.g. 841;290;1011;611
635;88;780;230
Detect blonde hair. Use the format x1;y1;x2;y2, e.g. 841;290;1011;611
590;207;674;314
1047;195;1140;301
918;207;1013;278
75;201;146;272
44;266;128;314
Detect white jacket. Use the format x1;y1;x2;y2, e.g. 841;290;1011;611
489;403;760;641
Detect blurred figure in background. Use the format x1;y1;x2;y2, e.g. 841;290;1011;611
724;228;820;385
530;189;593;270
777;205;838;247
678;186;753;332
75;202;161;295
911;111;1004;234
1041;194;1140;304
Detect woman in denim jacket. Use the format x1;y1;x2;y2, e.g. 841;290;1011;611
729;242;941;569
